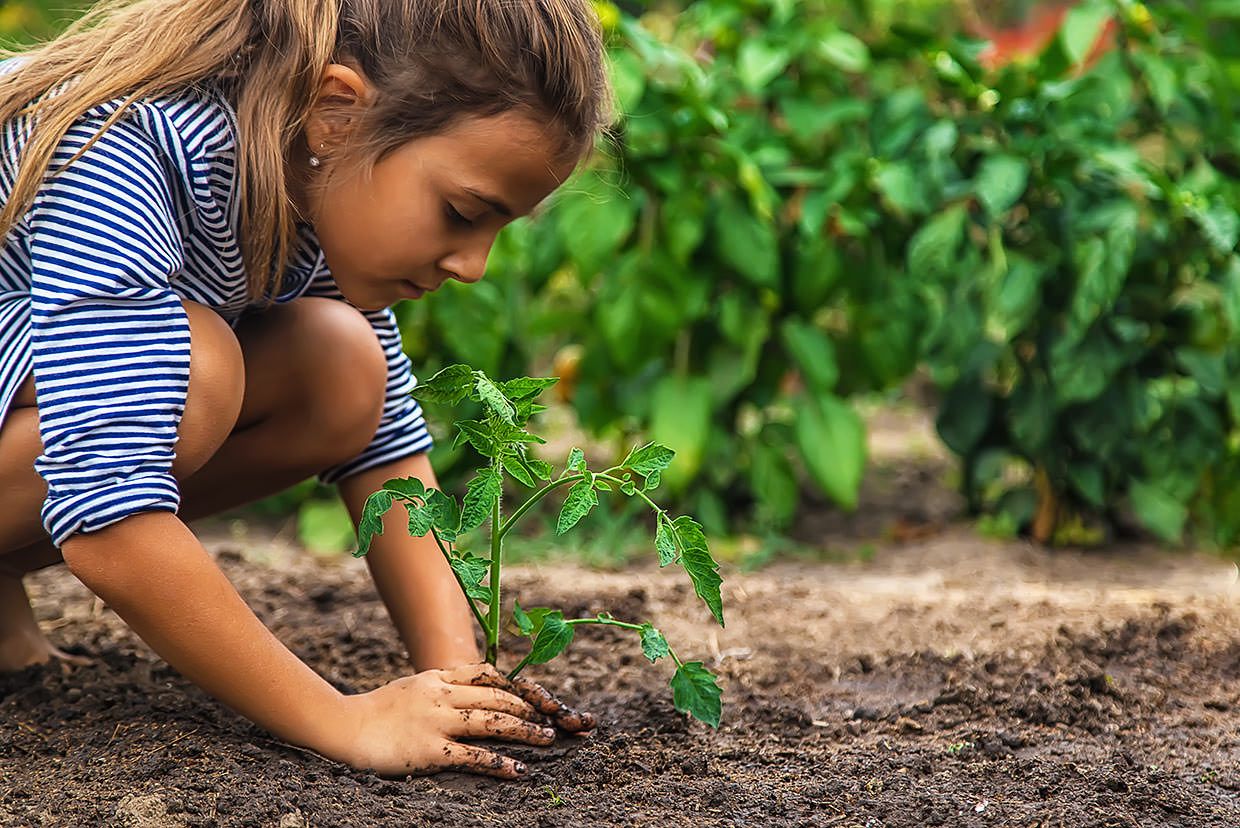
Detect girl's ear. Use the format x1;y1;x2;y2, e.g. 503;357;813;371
304;63;373;155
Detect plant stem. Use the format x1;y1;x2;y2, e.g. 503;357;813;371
596;473;665;516
564;617;645;631
499;474;588;540
429;529;489;633
507;616;648;680
486;480;502;666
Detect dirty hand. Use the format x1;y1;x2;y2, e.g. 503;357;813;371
506;675;597;734
338;663;555;779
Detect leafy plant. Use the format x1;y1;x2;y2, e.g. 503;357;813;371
354;365;725;728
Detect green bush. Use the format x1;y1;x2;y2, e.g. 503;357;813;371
914;1;1240;547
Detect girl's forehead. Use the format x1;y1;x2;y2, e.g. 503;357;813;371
397;113;577;213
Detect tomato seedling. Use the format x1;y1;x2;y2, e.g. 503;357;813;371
355;365;725;727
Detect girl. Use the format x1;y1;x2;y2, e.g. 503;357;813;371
0;0;611;779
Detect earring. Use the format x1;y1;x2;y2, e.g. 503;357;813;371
308;142;326;168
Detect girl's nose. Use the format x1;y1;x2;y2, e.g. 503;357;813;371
440;243;490;284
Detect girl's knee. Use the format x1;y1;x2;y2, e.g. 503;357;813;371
285;298;387;465
175;299;245;477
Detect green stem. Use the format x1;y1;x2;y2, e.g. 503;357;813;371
507;616;648;680
498;474;588;540
429;529;488;633
596;473;665;516
486;481;502;666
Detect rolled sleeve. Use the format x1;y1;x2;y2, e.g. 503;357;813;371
28;114;189;547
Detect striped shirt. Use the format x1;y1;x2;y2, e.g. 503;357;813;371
0;60;433;547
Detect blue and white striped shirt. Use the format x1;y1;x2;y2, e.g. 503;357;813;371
0;61;433;547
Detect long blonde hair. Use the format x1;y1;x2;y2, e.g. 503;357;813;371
0;0;612;303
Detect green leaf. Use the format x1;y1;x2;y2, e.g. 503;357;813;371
474;374;516;425
514;604;557;639
526;612;575;665
737;39;790;92
818;30;870;73
513;601;534;636
557;480;599;535
874;160;928;215
670;661;722;728
714;196;779;287
907;205;967;281
407;501;434;537
750;442;798;529
448;553;491;602
936;374;993;456
1061;1;1113;65
651;377;713;494
795;392;866;510
410;364;473;406
638;624;670;663
620;479;637;496
645;469;663;491
670;516;724;626
527;458;554;481
1129;480;1188;542
460;467;501;533
1050;328;1129;407
454;420;497;457
780;319;838;391
499;376;559;401
655;516;677;567
425;489;462;541
621;442;676;477
556;175;638;275
974;155;1029;219
607;48;645;112
356;490;394;556
381;477;428;503
566;447;586;474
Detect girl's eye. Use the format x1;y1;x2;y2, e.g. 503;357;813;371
444;203;474;228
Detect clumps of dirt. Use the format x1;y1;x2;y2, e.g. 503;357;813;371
3;544;1239;827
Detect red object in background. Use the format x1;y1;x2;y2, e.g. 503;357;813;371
966;1;1119;70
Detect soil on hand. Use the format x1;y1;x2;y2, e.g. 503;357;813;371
3;526;1238;827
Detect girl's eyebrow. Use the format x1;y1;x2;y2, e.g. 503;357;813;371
464;187;512;218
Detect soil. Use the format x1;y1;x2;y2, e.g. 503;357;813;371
3;409;1240;827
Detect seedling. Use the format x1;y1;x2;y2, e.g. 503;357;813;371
354;364;725;728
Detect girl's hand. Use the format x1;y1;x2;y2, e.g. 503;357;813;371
338;663;555;779
507;675;597;734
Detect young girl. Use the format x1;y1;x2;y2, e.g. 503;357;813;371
0;0;611;780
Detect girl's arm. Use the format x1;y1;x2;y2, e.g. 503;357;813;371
61;511;555;778
61;512;353;758
338;451;480;670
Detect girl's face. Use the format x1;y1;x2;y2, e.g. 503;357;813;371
293;64;577;311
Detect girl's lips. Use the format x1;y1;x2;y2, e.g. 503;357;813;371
399;279;426;299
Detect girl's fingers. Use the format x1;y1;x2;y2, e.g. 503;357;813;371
440;742;527;780
509;676;598;733
451;709;557;745
449;685;539;720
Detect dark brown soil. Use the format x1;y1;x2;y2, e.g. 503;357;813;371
2;407;1239;827
2;525;1239;827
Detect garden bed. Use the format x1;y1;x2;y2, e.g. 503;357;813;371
3;521;1238;826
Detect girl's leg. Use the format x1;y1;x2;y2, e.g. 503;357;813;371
0;297;387;670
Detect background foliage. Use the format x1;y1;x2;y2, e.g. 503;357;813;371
6;0;1240;549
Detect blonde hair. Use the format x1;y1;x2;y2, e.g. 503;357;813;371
0;0;612;303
